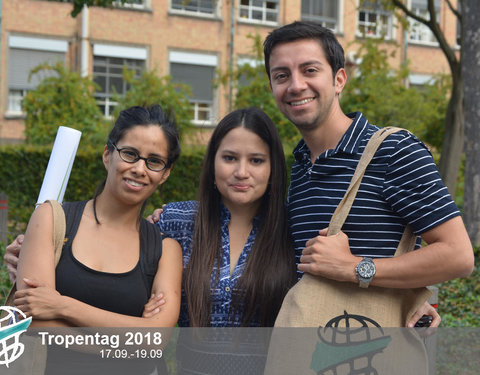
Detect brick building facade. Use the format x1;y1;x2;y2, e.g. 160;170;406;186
0;0;459;143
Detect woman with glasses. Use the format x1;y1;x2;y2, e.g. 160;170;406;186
13;105;182;373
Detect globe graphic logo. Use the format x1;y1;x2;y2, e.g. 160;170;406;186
310;311;392;375
0;306;32;367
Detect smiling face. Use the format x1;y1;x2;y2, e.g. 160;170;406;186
103;125;171;207
214;127;271;214
268;39;347;133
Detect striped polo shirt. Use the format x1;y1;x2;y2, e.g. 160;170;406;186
287;112;460;268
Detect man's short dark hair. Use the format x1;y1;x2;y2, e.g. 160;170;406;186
263;21;345;80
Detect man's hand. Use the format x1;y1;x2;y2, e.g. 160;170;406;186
146;205;165;224
4;234;23;283
298;228;359;282
408;301;441;328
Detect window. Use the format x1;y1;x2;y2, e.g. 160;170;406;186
409;74;433;90
239;0;279;24
408;0;440;45
93;44;146;117
171;0;217;15
357;0;393;39
169;51;217;126
301;0;339;32
236;57;262;87
114;0;148;9
7;36;67;115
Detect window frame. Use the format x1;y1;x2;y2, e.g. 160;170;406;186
238;0;279;25
92;44;147;118
7;89;28;116
301;0;341;33
6;35;68;117
169;0;220;18
407;0;440;46
113;0;150;10
408;73;436;92
169;51;218;127
356;0;394;40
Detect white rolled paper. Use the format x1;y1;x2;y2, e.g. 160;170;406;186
36;126;82;206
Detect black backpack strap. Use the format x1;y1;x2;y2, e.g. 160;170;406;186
139;219;163;294
61;201;87;248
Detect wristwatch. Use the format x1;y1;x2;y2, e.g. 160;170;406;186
355;257;376;288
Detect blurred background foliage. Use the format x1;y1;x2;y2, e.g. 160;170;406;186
111;68;195;141
340;38;450;152
23;62;108;151
0;35;477;327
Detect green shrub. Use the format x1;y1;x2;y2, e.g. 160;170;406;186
437;246;480;327
22;63;108;151
340;38;449;150
0;243;12;302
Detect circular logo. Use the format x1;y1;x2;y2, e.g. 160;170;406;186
0;306;32;367
311;311;392;375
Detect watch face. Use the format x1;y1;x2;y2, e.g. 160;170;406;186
358;262;375;278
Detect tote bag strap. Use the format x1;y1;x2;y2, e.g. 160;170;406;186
45;199;66;266
327;127;416;257
328;127;405;235
327;127;405;235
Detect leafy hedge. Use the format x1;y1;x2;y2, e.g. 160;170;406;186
0;144;206;235
437;246;480;327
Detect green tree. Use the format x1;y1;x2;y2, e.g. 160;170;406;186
22;62;107;149
111;68;195;141
387;0;464;200
218;34;301;153
462;0;480;245
340;38;449;150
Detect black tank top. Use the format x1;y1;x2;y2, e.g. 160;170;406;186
55;201;162;317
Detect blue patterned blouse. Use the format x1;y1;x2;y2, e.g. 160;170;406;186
156;200;260;327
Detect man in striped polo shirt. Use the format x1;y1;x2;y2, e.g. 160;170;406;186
264;22;473;296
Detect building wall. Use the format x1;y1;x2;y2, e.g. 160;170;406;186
0;0;459;143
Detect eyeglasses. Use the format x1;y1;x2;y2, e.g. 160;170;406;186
109;141;168;172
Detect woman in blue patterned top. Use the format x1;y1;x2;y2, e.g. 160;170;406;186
149;107;297;327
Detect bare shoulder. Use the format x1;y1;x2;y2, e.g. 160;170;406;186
161;238;182;258
24;202;54;236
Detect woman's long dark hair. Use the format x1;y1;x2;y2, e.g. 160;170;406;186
183;107;296;326
93;105;180;224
